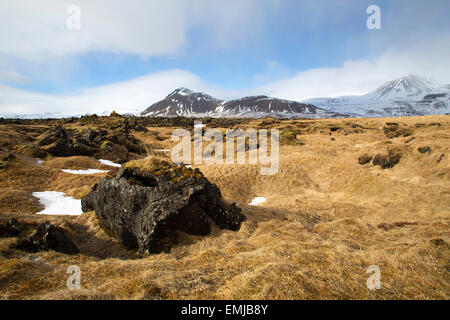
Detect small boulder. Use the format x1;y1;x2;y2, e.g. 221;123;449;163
81;164;246;254
418;146;432;154
383;123;413;138
0;218;25;237
14;222;79;255
358;154;373;165
134;124;148;132
44;139;78;157
373;150;401;169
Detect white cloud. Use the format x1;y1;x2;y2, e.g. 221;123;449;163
0;0;272;60
0;70;205;116
0;70;28;85
252;60;290;84
0;0;189;60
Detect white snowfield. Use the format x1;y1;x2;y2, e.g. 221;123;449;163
32;191;82;215
98;159;121;167
61;169;108;174
249;197;267;206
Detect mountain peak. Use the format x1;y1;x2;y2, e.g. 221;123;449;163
167;87;194;97
371;74;442;101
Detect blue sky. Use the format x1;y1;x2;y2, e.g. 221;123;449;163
1;0;450;115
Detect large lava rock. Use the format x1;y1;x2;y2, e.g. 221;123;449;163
81;164;246;254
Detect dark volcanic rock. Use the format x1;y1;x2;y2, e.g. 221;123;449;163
383;123;413;138
14;222;79;254
0;218;25;237
44;139;78;157
81;165;246;254
38;125;68;146
418;146;432;154
358;154;373;165
373;150;401;169
134;124;148;132
44;138;94;157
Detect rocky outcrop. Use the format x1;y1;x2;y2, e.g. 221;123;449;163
13;222;79;255
81;164;246;254
35;124;147;161
383;123;413;138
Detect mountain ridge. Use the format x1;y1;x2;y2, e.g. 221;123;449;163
141;88;346;119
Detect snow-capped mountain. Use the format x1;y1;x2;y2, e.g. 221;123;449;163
141;88;345;118
302;75;450;117
141;88;222;117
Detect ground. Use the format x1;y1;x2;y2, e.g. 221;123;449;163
0;115;449;299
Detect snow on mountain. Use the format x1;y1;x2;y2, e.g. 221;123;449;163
303;75;450;117
141;89;345;118
141;88;222;117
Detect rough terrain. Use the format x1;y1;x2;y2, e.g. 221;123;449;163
0;114;448;299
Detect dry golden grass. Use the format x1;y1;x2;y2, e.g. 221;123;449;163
0;115;449;300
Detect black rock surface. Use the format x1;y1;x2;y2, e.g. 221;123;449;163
81;166;246;254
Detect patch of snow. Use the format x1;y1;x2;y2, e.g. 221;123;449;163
61;169;108;174
32;191;82;215
98;159;121;168
249;197;266;206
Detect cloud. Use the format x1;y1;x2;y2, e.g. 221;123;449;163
0;70;205;116
252;60;290;84
0;0;189;60
0;0;274;61
0;70;28;85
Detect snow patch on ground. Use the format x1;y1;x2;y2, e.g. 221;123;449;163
32;191;82;215
98;159;121;168
249;197;266;206
61;169;108;174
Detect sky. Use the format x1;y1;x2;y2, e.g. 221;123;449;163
1;0;450;116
